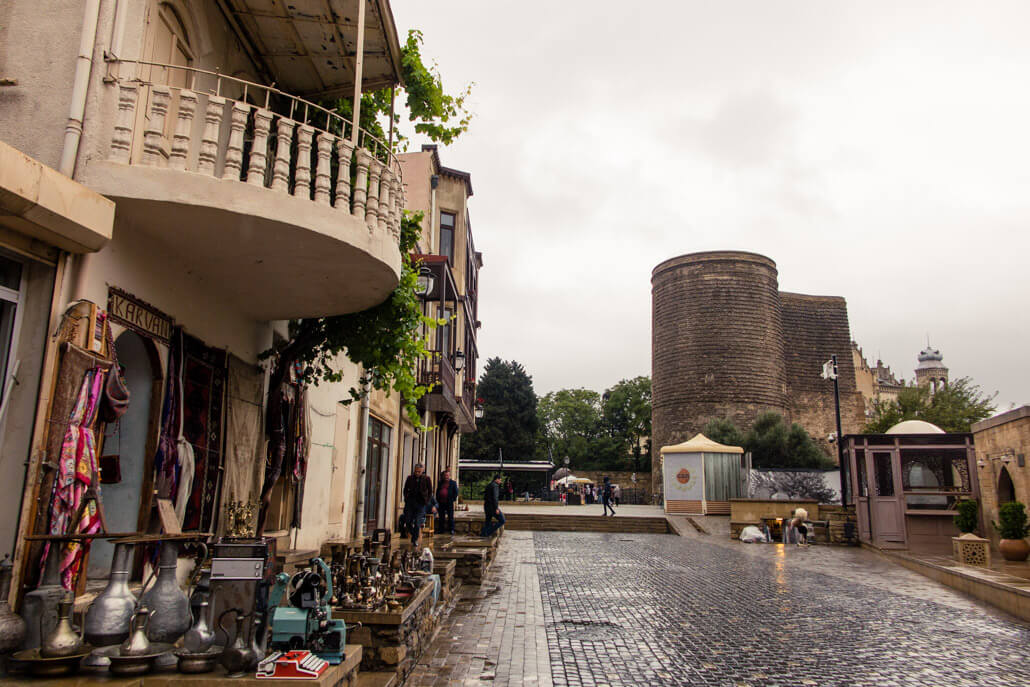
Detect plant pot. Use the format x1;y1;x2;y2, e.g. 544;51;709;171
998;538;1030;562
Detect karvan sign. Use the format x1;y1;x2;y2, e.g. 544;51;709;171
107;288;173;343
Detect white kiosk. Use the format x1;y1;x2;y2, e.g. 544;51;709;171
661;434;745;515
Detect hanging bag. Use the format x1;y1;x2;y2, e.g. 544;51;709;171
99;318;130;423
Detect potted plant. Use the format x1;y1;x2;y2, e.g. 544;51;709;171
993;501;1030;562
954;499;979;534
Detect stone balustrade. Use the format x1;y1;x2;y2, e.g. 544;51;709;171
107;74;404;244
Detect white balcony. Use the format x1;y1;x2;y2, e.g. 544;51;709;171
81;60;404;320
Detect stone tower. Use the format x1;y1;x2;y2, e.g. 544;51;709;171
651;251;789;496
915;345;949;394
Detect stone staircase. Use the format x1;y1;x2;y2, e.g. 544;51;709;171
454;511;672;535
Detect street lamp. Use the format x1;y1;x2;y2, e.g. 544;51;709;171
474;400;484;419
454;350;466;372
415;265;435;297
563;456;570;467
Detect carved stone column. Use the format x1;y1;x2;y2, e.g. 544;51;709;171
334;137;355;211
293;125;315;199
313;133;333;204
109;82;139;163
270;118;295;192
365;158;383;228
168;90;197;171
141;86;171;166
352;148;371;220
247;109;274;186
377;166;391;234
221;102;252;181
197;95;226;176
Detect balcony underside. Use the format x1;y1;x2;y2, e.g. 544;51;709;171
83;160;401;320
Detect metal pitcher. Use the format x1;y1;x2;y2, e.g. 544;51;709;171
140;541;190;642
219;608;257;675
84;542;137;646
182;598;215;654
40;590;85;658
119;606;154;657
0;555;27;654
21;547;64;649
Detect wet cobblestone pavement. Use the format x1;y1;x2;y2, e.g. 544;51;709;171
409;530;1030;686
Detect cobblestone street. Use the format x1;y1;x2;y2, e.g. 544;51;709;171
409;530;1030;687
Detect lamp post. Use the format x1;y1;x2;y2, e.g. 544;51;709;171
822;355;848;505
415;265;435;297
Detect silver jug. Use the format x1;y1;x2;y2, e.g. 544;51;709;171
219;609;257;675
140;541;190;642
84;542;137;646
182;598;215;654
40;590;85;658
21;547;64;649
0;555;27;653
119;606;154;656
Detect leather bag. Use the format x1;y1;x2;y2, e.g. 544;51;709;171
99;319;130;423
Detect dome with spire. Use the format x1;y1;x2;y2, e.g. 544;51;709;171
916;345;946;370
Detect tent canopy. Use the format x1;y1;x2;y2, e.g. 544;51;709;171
556;475;594;486
660;433;744;455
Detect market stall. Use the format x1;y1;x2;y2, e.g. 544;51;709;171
661;434;747;515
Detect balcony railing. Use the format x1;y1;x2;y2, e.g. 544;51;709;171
420;351;455;397
103;58;403;242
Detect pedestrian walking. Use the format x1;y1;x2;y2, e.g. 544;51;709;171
613;484;621;506
481;474;506;537
402;463;436;546
436;468;458;535
602;476;616;516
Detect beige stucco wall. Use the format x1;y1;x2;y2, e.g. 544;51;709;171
973;406;1030;547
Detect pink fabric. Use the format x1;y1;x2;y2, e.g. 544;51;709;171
46;366;106;589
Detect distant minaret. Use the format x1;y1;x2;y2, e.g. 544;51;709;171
915;339;949;394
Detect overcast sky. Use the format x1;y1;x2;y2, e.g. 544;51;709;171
392;1;1029;413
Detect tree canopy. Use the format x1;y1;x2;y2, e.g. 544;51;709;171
601;376;652;471
863;377;996;433
703;413;833;469
460;358;539;463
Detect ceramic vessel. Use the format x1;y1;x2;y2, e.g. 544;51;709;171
0;556;27;653
40;592;85;658
140;541;190;642
83;542;137;646
999;538;1030;562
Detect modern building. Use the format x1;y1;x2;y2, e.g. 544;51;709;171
0;0;429;599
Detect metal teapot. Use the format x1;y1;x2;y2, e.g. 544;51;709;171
0;555;27;654
40;590;85;658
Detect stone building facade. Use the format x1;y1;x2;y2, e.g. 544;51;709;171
971;405;1030;548
651;251;865;497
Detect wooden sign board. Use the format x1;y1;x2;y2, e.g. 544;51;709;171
156;498;181;535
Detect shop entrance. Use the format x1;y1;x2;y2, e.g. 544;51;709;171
89;330;159;576
364;417;391;532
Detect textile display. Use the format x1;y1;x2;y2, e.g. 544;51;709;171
223;356;264;519
46;365;106;588
153;332;182;502
260;361;309;530
179;331;227;532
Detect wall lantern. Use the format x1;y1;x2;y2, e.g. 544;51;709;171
474;403;485;420
416;265;435;297
454;350;466;372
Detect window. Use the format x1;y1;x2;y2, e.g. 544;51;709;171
364;416;392;530
0;255;24;435
440;212;455;262
873;452;894;497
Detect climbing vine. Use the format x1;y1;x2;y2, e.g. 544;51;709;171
262;212;440;425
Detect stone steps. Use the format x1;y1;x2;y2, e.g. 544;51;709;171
455;513;671;535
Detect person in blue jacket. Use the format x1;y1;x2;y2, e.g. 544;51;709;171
436;468;459;535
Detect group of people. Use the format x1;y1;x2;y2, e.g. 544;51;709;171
401;464;459;546
400;464;508;544
557;477;619;515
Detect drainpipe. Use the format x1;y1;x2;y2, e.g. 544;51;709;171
353;375;372;538
62;0;103;303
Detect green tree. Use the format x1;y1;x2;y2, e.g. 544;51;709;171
601;376;652;471
864;377;996;433
702;418;746;449
460;359;539;463
537;388;605;469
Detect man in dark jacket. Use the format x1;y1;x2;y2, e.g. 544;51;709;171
403;463;436;546
435;469;459;535
601;476;616;516
480;474;505;537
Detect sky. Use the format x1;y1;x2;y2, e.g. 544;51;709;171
392;0;1030;412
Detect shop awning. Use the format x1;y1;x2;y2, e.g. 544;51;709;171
221;0;403;100
660;433;744;455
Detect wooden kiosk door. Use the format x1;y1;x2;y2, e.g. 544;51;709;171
868;450;905;547
852;447;872;544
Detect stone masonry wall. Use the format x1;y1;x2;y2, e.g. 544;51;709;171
972;407;1030;547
